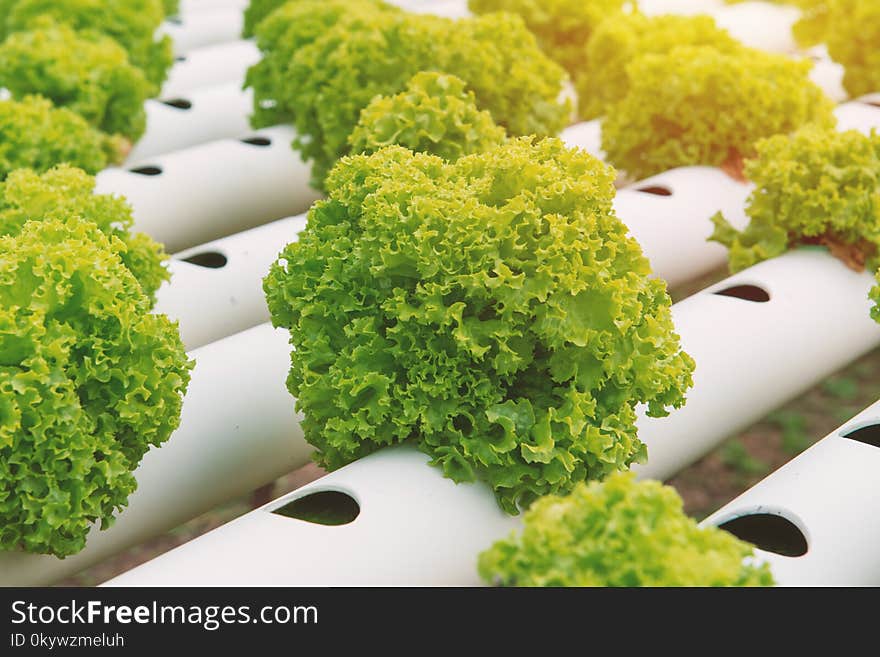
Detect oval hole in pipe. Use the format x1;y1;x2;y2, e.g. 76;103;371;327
161;98;192;110
713;284;770;303
842;423;880;448
166;16;183;25
174;55;186;63
717;513;808;557
272;490;359;526
635;185;672;197
128;165;163;176
862;101;880;109
181;251;227;269
240;136;272;147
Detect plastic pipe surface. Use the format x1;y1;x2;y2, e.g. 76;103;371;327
704;399;880;585
161;40;260;98
96;126;319;253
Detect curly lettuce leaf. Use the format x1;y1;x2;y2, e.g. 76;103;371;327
264;138;694;513
1;0;172;89
0;165;169;302
349;71;507;161
246;0;570;188
0;22;151;141
0;96;118;181
601;45;836;180
578;12;742;120
479;471;775;586
0;218;191;557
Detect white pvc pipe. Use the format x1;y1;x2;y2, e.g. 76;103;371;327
129;83;252;163
105;447;514;586
835;94;880;135
0;323;308;586
100;249;880;586
160;9;245;56
635;249;880;480
96;125;319;252
712;2;800;54
703;400;880;585
157;214;306;349
161;40;259;98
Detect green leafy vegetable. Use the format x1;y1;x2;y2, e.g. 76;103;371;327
711;126;880;274
578;12;741;120
601;45;835;180
0;22;151;142
0;95;120;181
162;0;178;15
0;217;192;557
478;471;775;586
0;165;169;302
822;0;880;98
467;0;625;84
1;0;173;88
348;71;507;161
246;0;570;188
264;138;694;513
242;0;287;37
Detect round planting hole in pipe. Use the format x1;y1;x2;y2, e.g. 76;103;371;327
240;136;272;147
180;251;227;269
635;185;673;197
713;284;771;303
174;55;186;63
128;165;163;176
272;490;360;526
842;423;880;448
161;98;192;110
862;101;880;109
717;513;808;557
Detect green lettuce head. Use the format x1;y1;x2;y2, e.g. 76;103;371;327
578;12;742;120
0;22;151;142
479;471;775;586
0;218;192;557
264;138;695;513
467;0;626;81
822;0;880;98
711;126;880;273
0;165;169;303
246;0;571;188
242;0;290;37
0;0;173;88
0;96;121;181
349;71;508;162
601;45;836;180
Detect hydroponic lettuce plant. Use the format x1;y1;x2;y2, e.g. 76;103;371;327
578;12;741;120
0;0;173;88
0;218;191;557
601;45;836;181
348;72;507;162
0;165;169;302
821;0;880;98
246;0;571;188
478;472;775;586
264;138;695;513
711;125;880;272
467;0;626;86
0;96;121;181
0;23;151;142
242;0;287;38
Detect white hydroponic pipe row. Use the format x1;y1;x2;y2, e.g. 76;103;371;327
99;248;880;586
4;245;878;585
159;6;244;56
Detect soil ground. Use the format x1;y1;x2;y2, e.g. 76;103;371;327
58;266;880;585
